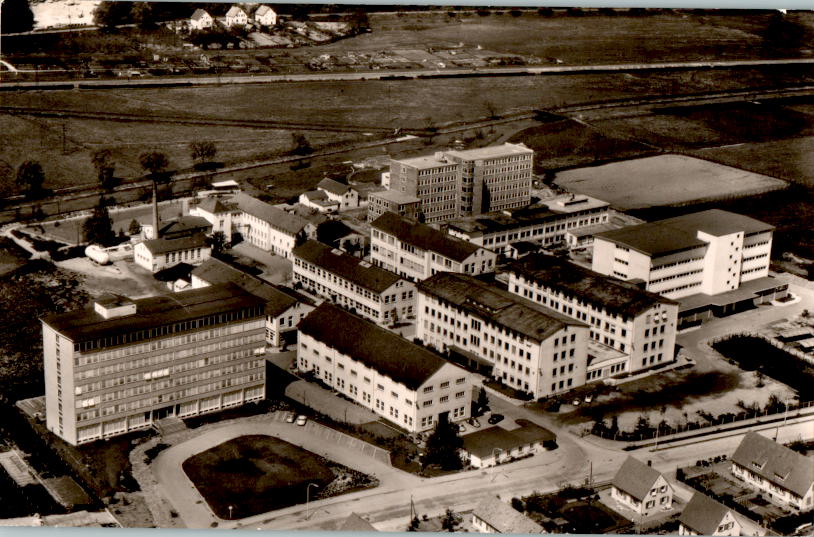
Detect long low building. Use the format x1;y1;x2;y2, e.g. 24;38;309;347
41;284;267;445
292;240;415;326
371;212;498;281
191;258;315;347
297;303;472;433
445;193;610;254
461;420;555;469
416;272;589;398
134;233;211;273
506;254;679;380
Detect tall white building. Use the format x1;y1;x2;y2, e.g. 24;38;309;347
41;284;266;445
388;143;534;222
370;212;497;282
416;272;590;398
592;210;774;299
506;254;679;380
292;240;415;326
297;303;472;433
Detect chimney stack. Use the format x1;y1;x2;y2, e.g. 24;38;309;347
152;181;160;239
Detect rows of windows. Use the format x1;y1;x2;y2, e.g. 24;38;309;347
661;281;702;295
650;255;705;272
650;269;703;285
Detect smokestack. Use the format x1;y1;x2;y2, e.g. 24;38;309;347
152;181;160;239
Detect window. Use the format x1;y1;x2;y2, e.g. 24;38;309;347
456;377;466;384
440;381;449;389
423;386;433;393
423;400;433;407
440;395;449;403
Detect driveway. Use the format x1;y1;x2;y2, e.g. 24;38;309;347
229;242;293;284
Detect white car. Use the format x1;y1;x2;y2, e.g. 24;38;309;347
584;395;593;404
296;415;308;426
572;399;581;406
285;412;296;423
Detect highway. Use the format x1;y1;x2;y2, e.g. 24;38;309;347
5;57;814;90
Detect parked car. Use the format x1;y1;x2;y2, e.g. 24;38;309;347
584;395;593;404
572;399;581;406
458;423;466;433
285;412;296;423
487;414;504;425
296;415;308;426
468;417;481;428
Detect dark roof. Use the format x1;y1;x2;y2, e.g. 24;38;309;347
507;254;676;318
472;498;544;534
233;193;308;235
596;209;773;256
315;220;356;246
446;206;558;236
141;233;209;256
191;258;306;316
371;212;482;262
339;513;377;532
679;493;733;535
293;240;401;294
611;457;664;500
462;422;554;459
508;241;538;254
317;178;353;196
298;303;452;391
417;272;584;343
731;432;814;498
159;216;212;238
41;283;265;344
195;197;235;214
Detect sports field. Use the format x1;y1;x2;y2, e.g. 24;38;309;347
554;154;788;209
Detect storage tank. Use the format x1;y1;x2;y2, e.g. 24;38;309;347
85;244;111;265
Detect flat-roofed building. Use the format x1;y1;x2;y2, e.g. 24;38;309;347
370;212;497;282
191;258;315;347
446;194;610;254
416;272;589;398
297;303;472;432
292;240;415;326
731;432;814;511
593;210;774;299
41;284;267;445
388;143;534;222
367;190;422;223
506;254;678;380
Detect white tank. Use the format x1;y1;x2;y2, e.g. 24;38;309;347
85;245;111;265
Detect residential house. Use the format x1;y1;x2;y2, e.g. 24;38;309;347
253;5;277;26
679;493;741;536
298;190;339;214
370;212;497;281
189;8;214;30
224;6;248;27
471;497;545;534
190;197;240;241
731;432;814;511
292;240;415;326
297;303;472;433
191;258;314;347
610;457;674;516
316;178;359;210
134;234;211;273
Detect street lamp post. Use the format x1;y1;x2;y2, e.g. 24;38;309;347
228;505;234;520
774;399;792;442
491;448;503;482
306;482;319;520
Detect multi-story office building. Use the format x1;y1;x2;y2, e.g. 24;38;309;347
41;284;267;445
367;190;422;223
387;143;534;222
370;212;497;281
416;272;589;398
445;193;610;254
292;240;415;326
506;254;679;380
191;258;314;347
297;303;472;433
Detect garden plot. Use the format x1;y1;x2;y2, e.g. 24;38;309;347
554;154;787;210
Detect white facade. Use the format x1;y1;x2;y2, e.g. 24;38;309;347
298;192;339;214
190;201;240;241
679;512;740;537
611;475;673;516
317;181;359;210
254;6;277;26
731;462;814;511
189;9;213;30
297;333;471;433
133;240;211;273
224;6;248;26
239;211;303;258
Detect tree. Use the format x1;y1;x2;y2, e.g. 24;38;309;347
0;159;14;197
348;8;370;33
762;12;811;51
93;0;133;28
2;0;35;34
128;219;142;235
474;386;490;417
131;2;156;29
291;133;313;156
190;140;218;170
440;508;460;532
91;149;116;190
206;231;229;256
16;160;45;199
422;414;463;470
139;151;170;179
83;198;117;246
407;516;420;531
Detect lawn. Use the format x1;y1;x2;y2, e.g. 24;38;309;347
182;434;376;519
559;501;631;534
553;154;787;210
712;335;814;401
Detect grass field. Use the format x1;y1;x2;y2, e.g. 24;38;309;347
554;154;787;209
182;435;335;519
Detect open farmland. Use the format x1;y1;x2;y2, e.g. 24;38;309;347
554;154;787;209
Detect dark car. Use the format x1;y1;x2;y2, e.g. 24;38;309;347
487;414;504;425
